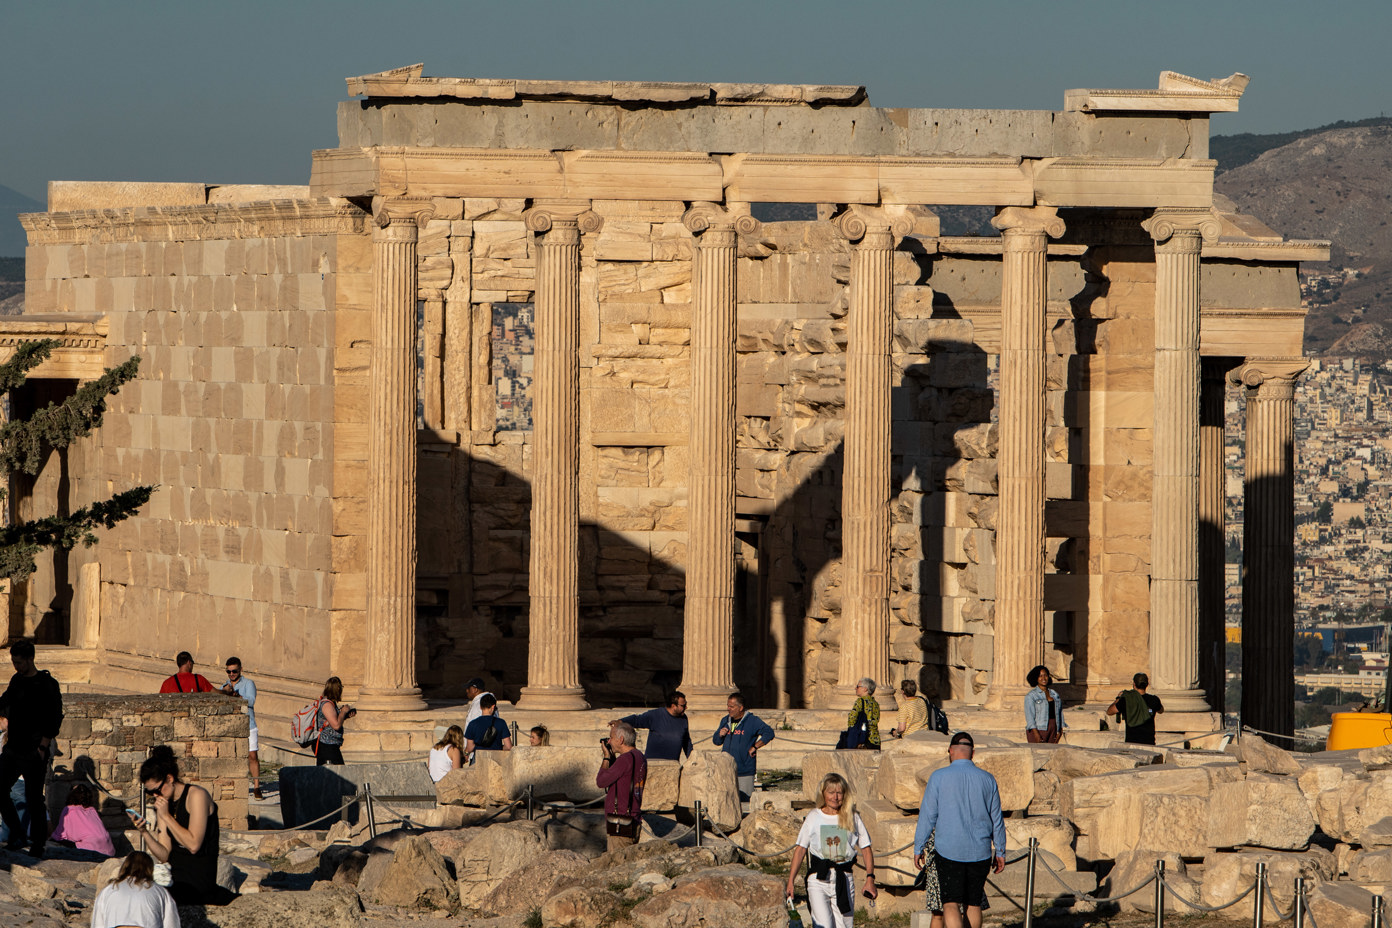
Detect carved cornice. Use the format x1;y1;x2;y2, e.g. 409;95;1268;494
0;315;109;380
19;200;368;245
1065;71;1249;114
1143;208;1223;246
1229;358;1310;399
991;206;1065;249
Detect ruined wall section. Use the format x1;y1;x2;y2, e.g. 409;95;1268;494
22;199;368;697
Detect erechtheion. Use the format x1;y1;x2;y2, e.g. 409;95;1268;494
6;66;1326;738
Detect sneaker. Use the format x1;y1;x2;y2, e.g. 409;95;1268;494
25;845;43;859
253;788;264;800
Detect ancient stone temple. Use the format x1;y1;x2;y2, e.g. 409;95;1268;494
6;66;1326;736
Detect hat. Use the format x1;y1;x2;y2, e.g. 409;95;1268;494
466;677;486;691
949;731;974;748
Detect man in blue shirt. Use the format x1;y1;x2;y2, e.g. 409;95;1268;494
464;694;513;762
220;657;261;800
711;692;774;800
913;732;1006;928
613;691;692;762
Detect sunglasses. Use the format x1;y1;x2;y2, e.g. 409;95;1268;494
144;784;164;796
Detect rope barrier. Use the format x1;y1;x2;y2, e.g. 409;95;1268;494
223;792;364;836
1240;724;1323;745
1262;881;1298;921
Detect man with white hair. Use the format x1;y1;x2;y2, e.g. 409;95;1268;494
597;720;647;852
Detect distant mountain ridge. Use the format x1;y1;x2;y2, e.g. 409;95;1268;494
1211;116;1392;174
1214;124;1392;357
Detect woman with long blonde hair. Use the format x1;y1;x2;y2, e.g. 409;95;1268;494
428;725;465;782
786;772;876;927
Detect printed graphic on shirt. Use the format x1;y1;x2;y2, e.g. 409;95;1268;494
817;823;855;862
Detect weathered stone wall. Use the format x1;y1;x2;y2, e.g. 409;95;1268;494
53;692;249;829
22;194;372;698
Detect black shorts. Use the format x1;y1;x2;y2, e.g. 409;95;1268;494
935;855;991;906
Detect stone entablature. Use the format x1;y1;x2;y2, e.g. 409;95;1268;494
53;693;248;830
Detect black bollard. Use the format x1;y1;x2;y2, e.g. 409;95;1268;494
1024;837;1038;928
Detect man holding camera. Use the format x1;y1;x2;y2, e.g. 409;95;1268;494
596;721;646;853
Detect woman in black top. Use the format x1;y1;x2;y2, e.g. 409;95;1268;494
131;745;233;905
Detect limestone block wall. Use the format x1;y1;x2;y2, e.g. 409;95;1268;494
22;197;371;703
53;693;249;830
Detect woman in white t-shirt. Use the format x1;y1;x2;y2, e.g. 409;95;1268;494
90;851;180;928
427;725;465;783
787;772;877;928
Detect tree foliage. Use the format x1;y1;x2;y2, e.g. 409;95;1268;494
0;339;153;584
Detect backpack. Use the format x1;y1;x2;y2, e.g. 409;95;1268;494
923;697;950;735
475;717;498;749
291;698;325;746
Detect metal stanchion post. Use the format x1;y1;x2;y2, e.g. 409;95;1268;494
1024;837;1038;928
1154;859;1166;928
1373;893;1385;928
527;784;534;822
139;794;147;853
365;783;378;839
512;721;519;746
694;801;704;848
1253;862;1266;928
1293;876;1306;928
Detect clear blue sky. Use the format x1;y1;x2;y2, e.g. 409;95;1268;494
2;0;1389;203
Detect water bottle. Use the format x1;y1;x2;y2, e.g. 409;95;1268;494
786;895;803;928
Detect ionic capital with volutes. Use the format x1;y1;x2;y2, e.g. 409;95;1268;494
1142;208;1221;252
371;197;433;241
833;204;918;248
524;200;603;241
681;202;761;241
1228;358;1310;399
990;206;1066;249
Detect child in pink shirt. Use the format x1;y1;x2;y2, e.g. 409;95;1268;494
50;783;114;856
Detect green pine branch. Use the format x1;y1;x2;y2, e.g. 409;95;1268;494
0;353;143;476
0;339;58;393
0;485;155;583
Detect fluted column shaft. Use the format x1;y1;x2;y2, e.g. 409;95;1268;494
1144;210;1216;712
837;211;896;705
987;207;1063;709
519;211;589;710
1234;359;1307;741
1198;359;1231;711
359;219;425;710
680;207;754;709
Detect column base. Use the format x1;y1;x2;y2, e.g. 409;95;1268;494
516;685;590;711
354;686;428;713
678;683;737;712
985;684;1031;713
1150;688;1213;714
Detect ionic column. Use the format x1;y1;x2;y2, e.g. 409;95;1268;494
985;207;1065;710
358;206;428;710
1199;358;1234;711
679;204;759;710
517;204;601;711
1142;209;1220;712
1232;358;1308;740
835;207;910;706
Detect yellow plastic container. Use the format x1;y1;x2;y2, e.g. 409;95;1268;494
1326;712;1392;751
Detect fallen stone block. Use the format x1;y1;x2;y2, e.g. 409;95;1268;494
737;809;803;857
678;750;741;833
1228;735;1302;775
1202;849;1335;923
1208;773;1315;850
1044;745;1154;782
857;799;920;887
644;758;680;813
1005;816;1076;870
628;863;786;928
1168;750;1239;769
455;820;550;908
364;834;457;910
503;744;604;803
1349;847;1392;882
1062;765;1214;859
477;849;589;916
435;752;507;807
1104;850;1199;914
1361;815;1392;849
802;750;883;806
1307;881;1380;928
195;882;365;928
874;750;945;810
973;747;1036;812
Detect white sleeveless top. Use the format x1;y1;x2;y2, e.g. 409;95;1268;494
428;746;455;782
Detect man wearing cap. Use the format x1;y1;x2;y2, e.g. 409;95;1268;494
464;678;493;727
913;732;1006;928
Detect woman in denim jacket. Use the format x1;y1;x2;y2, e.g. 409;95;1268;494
1023;665;1064;742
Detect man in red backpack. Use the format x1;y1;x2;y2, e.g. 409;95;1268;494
158;652;214;694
